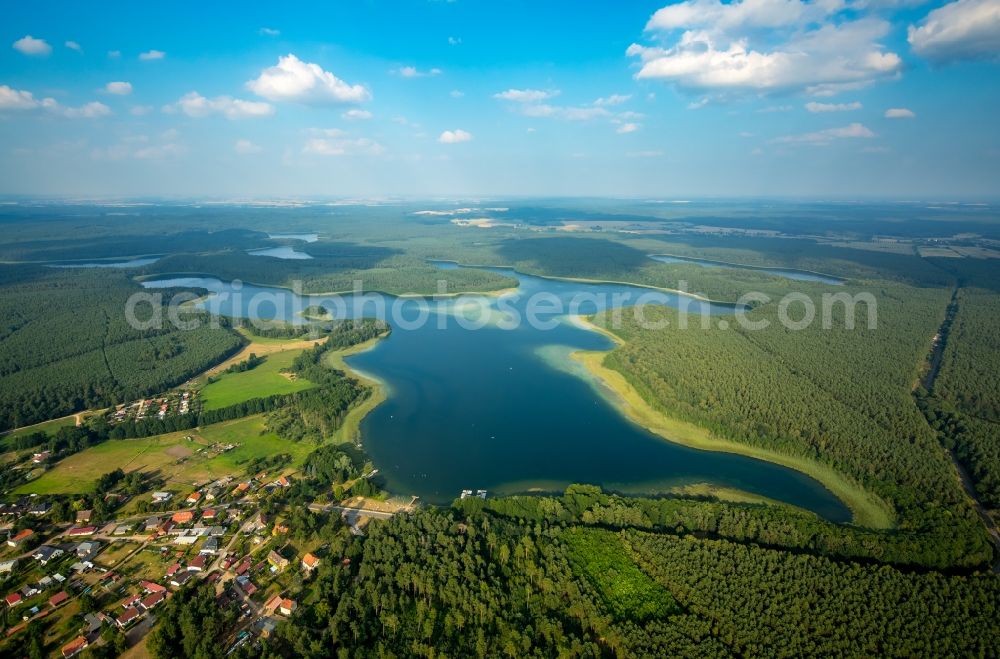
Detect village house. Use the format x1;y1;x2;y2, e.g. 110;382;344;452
279;598;297;616
61;636;89;658
31;451;50;464
171;511;194;525
5;592;23;607
0;559;17;573
200;537;220;555
48;591;70;608
140;590;166;611
140;580;167;594
188;554;207;571
185;491;202;505
28;501;51;516
143;517;161;532
75;510;92;524
116;606;141;628
66;526;96;537
151;492;172;504
301;553;320;572
267;550;289;570
169;570;194;588
7;528;34;547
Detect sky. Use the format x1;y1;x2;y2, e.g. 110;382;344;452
1;0;998;199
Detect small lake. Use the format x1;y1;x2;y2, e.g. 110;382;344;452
267;232;319;243
248;246;314;260
141;267;850;522
51;256;160;268
649;254;845;285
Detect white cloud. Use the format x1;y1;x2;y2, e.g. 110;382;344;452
65;41;82;52
0;85;43;110
805;101;862;112
448;36;462;45
617;122;641;133
247;54;370;105
60;101;112;119
130;105;153;116
394;66;443;77
773;122;876;144
885;107;916;118
594;94;632;106
105;81;133;95
493;88;559;102
259;27;280;37
908;0;1000;62
13;35;51;56
235;139;263;154
303;132;385;156
630;5;903;94
139;49;166;61
342;109;372;120
0;86;111;118
450;90;465;98
108;50;121;58
168;92;274;119
438;129;473;143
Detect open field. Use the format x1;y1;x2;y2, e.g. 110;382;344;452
199;348;317;410
323;334;389;444
15;415;314;494
1;413;80;447
569;318;894;530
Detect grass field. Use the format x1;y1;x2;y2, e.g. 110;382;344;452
199;348;316;410
563;527;679;621
16;416;315;494
1;414;80;448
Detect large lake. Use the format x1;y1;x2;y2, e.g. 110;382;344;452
143;266;850;521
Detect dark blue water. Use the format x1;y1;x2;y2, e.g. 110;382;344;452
141;269;851;521
51;256;160;268
248;246;313;260
650;254;845;285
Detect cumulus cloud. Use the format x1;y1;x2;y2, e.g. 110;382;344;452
62;101;112;119
885;107;916;118
167;92;274;119
617;122;641;133
342;109;372;120
105;81;133;95
0;86;111;118
630;2;903;95
520;104;610;120
493;89;559;102
303;130;385;156
139;49;166;61
259;27;280;36
438;129;473;143
805;101;862;112
773;122;876;144
13;35;51;56
0;85;43;110
594;94;632;106
908;0;1000;62
450;90;465;98
65;41;82;52
247;54;370;105
394;66;442;77
235;139;263;154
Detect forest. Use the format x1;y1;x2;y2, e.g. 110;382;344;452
0;265;244;430
146;490;1000;659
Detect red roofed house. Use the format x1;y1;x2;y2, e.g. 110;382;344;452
275;476;291;487
48;591;70;608
301;553;320;572
165;562;181;577
232;482;251;495
185;491;202;505
188;555;206;571
140;580;167;594
122;594;142;609
263;594;282;615
5;592;22;607
140;591;166;611
116;606;141;628
67;526;96;536
7;528;34;547
61;636;89;658
201;508;216;521
279;598;297;616
171;511;194;524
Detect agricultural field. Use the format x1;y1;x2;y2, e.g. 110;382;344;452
198;348;317;411
15;415;314;494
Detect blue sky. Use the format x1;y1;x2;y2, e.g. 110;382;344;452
1;0;998;198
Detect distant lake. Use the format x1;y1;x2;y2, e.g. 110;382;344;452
142;267;850;522
267;232;319;243
248;246;313;260
50;256;160;268
649;254;845;285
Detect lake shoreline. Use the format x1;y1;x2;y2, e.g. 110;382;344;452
568;314;895;530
